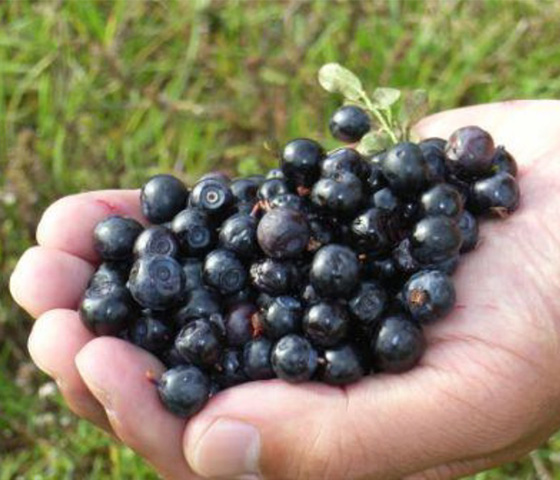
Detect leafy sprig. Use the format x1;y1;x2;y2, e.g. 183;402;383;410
318;63;429;154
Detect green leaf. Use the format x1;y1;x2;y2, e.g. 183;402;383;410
356;130;392;155
400;89;429;127
371;87;401;109
318;63;364;101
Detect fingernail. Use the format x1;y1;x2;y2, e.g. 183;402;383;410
189;418;261;479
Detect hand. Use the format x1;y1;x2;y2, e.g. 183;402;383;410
11;100;560;480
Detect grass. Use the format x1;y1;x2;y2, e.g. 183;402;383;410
1;0;560;477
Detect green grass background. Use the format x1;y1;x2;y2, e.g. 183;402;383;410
1;0;560;478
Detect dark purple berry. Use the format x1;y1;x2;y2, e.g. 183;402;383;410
130;312;173;353
243;337;274;380
311;171;363;217
203;249;247;295
350;208;392;253
320;344;365;385
175;319;223;369
371;315;425;373
310;244;360;298
271;334;318;383
419;138;447;183
94;215;143;261
491;146;518;177
403;270;456;323
458;211;479;253
225;303;257;347
410;216;462;264
257;208;310;259
348;282;387;327
219;213;258;258
214;349;249;388
281;138;325;188
171;208;216;256
257;178;291;202
173;287;221;326
230;177;260;203
128;255;185;310
445;126;495;178
303;301;349;347
141;174;188;224
157;365;210;418
321;148;367;178
262;296;303;339
470;172;520;215
329;105;371;143
250;258;299;296
134;226;179;258
381;142;429;196
420;183;464;219
181;258;204;292
190;179;234;215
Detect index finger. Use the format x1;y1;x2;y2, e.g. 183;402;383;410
36;189;144;264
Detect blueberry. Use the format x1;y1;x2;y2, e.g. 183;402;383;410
427;255;460;275
94;215;143;261
231;177;260;203
181;258;204;292
173;287;221;326
457;210;479;253
130;312;173;353
171;208;216;256
223;287;257;310
363;257;399;285
219;213;258;258
203;249;247;295
445;126;495;178
257;208;310;259
281;138;325;188
348;282;387;327
392;238;421;275
310;244;360;298
311;171;364;216
371;315;425;373
175;319;223;369
88;261;131;288
262;296;303;339
250;258;299;295
420;183;464;219
491;146;518;177
321;148;367;179
141;174;188;224
266;168;285;180
190;179;234;215
199;171;231;185
307;215;339;252
382;142;429;196
257;178;291;202
364;163;387;194
403;270;456;323
470;172;520;215
157;365;210;418
271;334;318;383
80;282;137;336
372;187;400;214
160;346;188;368
410;216;462;264
128;255;185;310
225;302;258;347
419;138;447;183
303;301;349;347
319;344;365;385
243;337;275;380
256;292;275;311
134;225;179;258
350;208;392;253
269;193;307;213
214;349;249;388
329;105;371;143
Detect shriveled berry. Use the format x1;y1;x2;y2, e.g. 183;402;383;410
141;174;188;224
371;315;425;373
94;215;143;261
329;105;371;143
128;255;185;310
351;208;392;253
348;282;387;326
271;334;318;383
157;365;210;418
250;258;299;296
257;208;310;259
403;270;456;323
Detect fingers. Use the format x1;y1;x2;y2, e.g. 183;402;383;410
10;246;93;318
36;189;143;264
28;309;113;433
75;337;196;480
415;100;560;165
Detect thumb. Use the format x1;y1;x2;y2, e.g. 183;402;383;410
182;362;537;480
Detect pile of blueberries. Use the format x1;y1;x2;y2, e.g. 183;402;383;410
80;104;520;418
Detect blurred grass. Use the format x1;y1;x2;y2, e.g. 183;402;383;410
1;0;560;478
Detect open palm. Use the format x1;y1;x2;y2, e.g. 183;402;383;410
11;101;560;480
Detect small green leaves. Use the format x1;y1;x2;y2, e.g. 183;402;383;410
371;87;401;110
356;131;392;155
318;63;363;101
400;89;429;130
